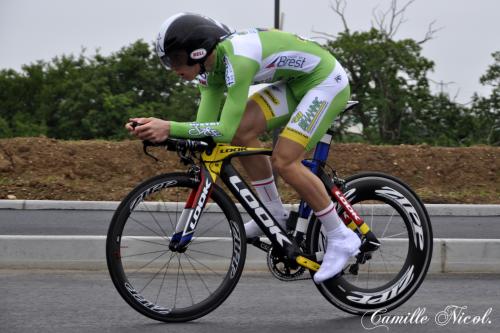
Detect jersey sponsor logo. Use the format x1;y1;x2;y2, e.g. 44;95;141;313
190;48;207;60
188;123;223;137
291;97;328;133
263;89;280;105
223;56;235;87
266;55;307;69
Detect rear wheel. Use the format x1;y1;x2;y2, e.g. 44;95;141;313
106;172;246;322
307;173;433;314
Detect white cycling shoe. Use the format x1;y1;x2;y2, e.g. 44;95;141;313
313;226;361;284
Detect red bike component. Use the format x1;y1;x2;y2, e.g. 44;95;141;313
330;185;365;226
185;188;198;209
185;170;212;209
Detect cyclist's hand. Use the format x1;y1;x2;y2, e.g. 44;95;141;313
126;117;170;143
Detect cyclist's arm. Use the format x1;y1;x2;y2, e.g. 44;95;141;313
195;85;224;123
170;56;258;142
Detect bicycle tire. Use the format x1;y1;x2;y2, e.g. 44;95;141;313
307;172;433;314
106;172;246;322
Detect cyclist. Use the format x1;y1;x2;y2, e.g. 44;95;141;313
126;13;361;283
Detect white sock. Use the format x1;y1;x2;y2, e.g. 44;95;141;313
244;176;288;238
252;176;281;202
314;202;344;233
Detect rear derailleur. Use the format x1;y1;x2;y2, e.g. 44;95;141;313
347;231;380;275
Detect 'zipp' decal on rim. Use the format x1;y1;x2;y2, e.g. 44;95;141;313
345;265;415;304
124;282;171;314
129;180;177;212
375;186;425;251
229;220;242;279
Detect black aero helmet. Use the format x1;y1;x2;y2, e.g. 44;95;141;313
156;13;232;71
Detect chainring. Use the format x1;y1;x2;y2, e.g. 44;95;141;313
266;246;307;281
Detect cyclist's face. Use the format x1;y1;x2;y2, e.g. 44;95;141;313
171;63;200;81
160;50;200;81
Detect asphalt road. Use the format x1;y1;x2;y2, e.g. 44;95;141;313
1;209;499;238
0;270;499;333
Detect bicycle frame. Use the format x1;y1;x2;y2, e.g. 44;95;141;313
168;129;374;272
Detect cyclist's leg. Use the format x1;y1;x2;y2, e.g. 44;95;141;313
231;99;272;180
274;62;361;283
231;83;296;179
276;62;350;205
231;84;297;237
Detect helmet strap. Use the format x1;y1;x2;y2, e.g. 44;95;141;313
199;62;207;75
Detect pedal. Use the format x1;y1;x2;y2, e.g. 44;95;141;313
360;231;381;252
348;263;359;275
347;232;379;275
355;251;373;264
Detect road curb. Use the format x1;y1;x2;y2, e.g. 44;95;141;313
1;236;499;273
1;200;499;216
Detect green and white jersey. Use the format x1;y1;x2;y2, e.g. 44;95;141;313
169;29;340;143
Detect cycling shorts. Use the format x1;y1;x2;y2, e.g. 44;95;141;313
250;61;350;151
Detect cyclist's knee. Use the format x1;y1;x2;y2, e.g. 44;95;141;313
271;154;299;180
271;137;307;180
231;130;257;146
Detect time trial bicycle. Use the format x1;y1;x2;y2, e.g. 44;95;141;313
106;101;433;322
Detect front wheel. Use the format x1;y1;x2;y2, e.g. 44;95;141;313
307;172;433;315
106;172;246;322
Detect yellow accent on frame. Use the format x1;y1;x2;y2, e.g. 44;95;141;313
347;221;357;231
201;143;272;181
359;223;370;235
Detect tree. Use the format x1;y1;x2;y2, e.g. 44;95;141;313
470;51;500;145
0;40;199;140
325;28;434;143
320;0;436;144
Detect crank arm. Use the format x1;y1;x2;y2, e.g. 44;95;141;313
295;255;320;272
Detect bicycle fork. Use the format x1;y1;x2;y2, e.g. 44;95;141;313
168;168;213;252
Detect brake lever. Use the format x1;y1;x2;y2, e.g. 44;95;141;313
130;121;161;162
142;141;160;162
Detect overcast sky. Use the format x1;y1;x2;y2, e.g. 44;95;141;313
1;0;499;103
